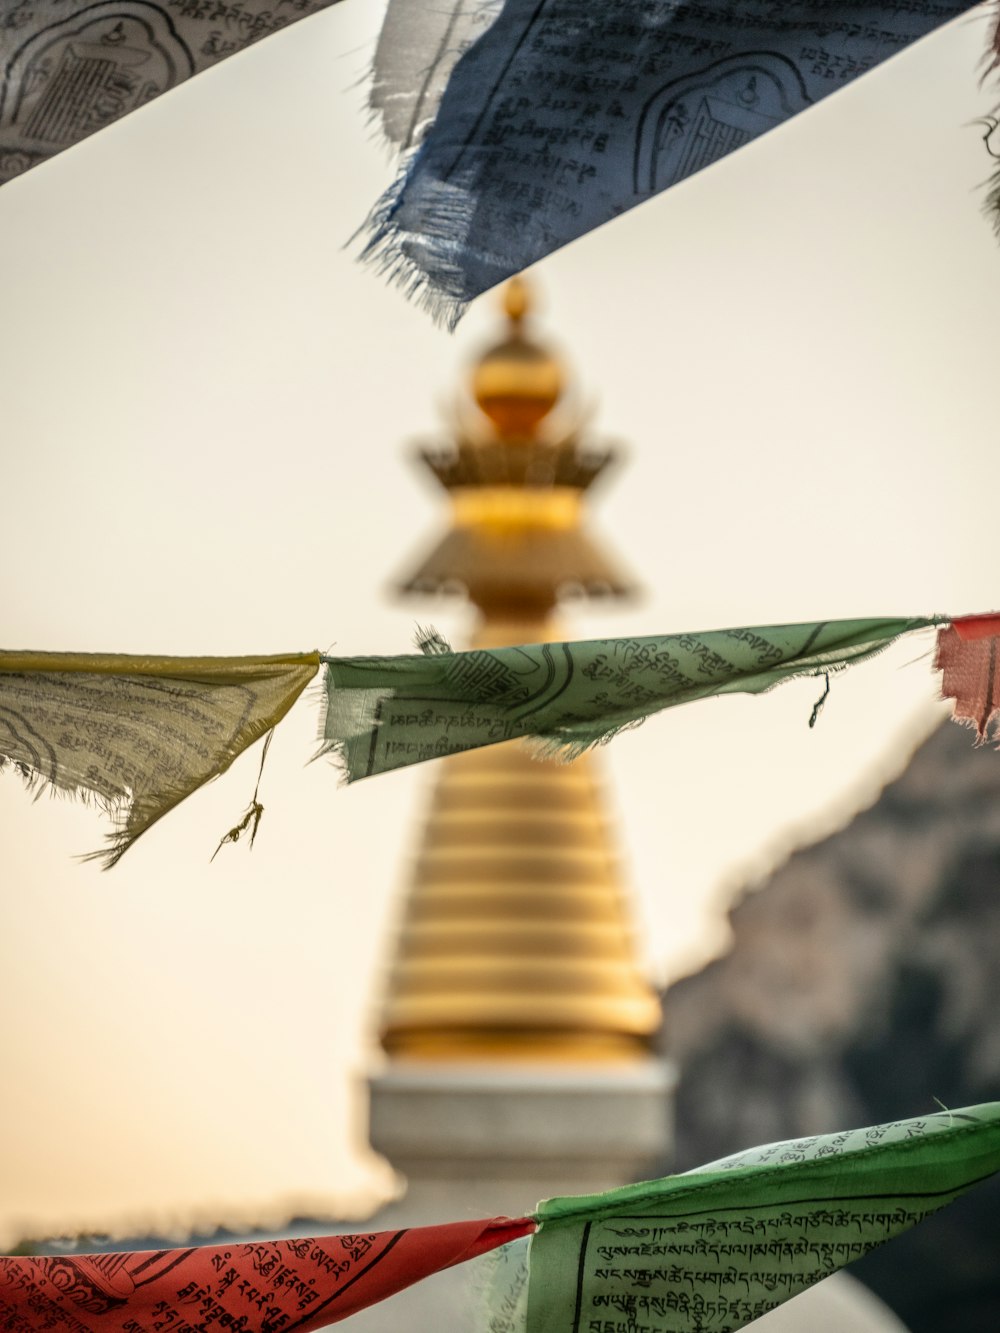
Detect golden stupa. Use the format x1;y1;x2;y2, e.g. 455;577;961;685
380;277;661;1062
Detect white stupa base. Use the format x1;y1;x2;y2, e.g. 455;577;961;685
367;1059;676;1220
340;1058;673;1332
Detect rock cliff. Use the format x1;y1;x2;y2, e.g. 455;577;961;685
663;719;1000;1332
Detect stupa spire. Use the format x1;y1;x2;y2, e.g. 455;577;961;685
400;275;636;617
379;277;660;1061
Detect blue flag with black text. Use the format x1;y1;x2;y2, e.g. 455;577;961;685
363;0;989;322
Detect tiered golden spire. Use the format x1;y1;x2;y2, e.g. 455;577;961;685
401;276;635;615
380;277;661;1061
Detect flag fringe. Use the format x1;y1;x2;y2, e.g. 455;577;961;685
987;165;1000;237
356;155;485;330
0;751;139;869
313;663;353;785
982;1;1000;231
0;729;282;870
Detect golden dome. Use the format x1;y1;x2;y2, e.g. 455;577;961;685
470;277;565;439
380;740;661;1061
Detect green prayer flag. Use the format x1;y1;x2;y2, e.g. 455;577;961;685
515;1104;1000;1333
321;616;942;781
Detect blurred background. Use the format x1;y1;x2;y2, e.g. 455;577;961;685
1;10;999;1326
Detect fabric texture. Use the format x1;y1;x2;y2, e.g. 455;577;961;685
521;1104;1000;1333
0;0;343;186
0;1216;534;1332
0;650;319;866
321;616;941;780
7;614;1000;862
936;622;1000;740
369;0;503;153
361;0;984;322
3;1107;999;1332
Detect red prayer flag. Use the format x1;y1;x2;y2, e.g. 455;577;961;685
951;613;1000;641
0;1217;534;1332
936;622;1000;739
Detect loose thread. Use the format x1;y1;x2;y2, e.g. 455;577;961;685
211;730;273;862
808;673;830;729
415;624;452;656
979;115;1000;159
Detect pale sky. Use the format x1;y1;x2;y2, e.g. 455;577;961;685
2;0;999;1247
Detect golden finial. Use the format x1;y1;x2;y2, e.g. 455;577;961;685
471;277;564;439
503;274;531;323
397;275;637;610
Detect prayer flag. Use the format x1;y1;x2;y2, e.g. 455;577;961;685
0;650;319;866
321;616;942;780
0;0;344;186
0;1216;534;1332
936;617;1000;739
362;0;988;322
369;0;502;154
487;1104;1000;1333
6;615;1000;862
5;1106;998;1332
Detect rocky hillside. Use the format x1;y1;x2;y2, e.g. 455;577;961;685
662;719;1000;1332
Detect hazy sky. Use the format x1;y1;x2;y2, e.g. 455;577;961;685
2;0;999;1247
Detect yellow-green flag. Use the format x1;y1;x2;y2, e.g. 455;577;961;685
0;650;319;865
